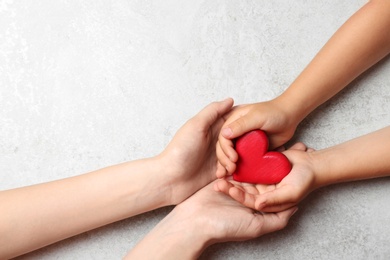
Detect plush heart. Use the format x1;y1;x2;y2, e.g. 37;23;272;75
232;130;292;184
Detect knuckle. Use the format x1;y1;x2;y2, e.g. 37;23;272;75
232;119;246;131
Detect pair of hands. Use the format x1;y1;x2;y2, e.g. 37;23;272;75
214;99;318;213
154;98;299;249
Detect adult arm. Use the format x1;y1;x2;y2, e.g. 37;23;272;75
0;98;233;259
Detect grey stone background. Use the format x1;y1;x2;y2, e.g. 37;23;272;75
1;0;389;259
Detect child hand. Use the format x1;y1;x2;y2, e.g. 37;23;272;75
216;99;299;178
215;143;317;212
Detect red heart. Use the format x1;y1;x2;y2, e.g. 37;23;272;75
232;130;292;184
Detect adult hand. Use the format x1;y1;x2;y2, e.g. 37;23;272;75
126;181;297;259
159;98;234;205
0;98;234;259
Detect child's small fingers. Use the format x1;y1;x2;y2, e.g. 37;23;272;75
223;113;261;140
194;98;234;129
226;161;237;174
216;142;236;174
218;136;238;162
216;162;227;178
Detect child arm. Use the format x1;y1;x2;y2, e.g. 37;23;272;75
217;0;390;177
216;126;390;212
278;0;390;123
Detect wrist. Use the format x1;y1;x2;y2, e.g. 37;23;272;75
146;156;174;208
121;157;172;211
274;86;315;125
126;206;209;259
309;127;390;189
165;203;216;256
272;95;303;129
153;153;183;206
309;150;333;189
158;210;210;259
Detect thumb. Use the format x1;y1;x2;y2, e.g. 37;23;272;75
195;98;234;129
221;112;264;139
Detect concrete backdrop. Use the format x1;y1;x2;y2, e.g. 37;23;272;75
1;0;390;259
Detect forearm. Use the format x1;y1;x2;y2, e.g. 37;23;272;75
313;126;390;188
277;0;390;123
0;158;169;259
125;208;208;260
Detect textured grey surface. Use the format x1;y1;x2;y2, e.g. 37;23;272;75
1;0;390;259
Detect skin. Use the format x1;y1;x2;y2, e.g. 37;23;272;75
215;126;390;212
3;1;389;258
216;0;390;178
0;99;236;259
125;181;297;259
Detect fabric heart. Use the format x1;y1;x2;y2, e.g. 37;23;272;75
232;130;292;184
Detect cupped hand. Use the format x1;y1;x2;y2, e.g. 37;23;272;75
176;181;297;246
216;99;299;178
215;142;317;212
126;181;297;259
159;98;234;205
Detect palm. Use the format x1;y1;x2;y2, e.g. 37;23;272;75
159;99;233;204
216;148;316;212
261;152;315;211
176;182;295;242
170;118;221;180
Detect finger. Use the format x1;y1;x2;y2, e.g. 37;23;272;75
229;187;260;210
236;182;264;195
195;98;234;129
221;111;263;140
213;179;235;194
288;142;307;151
307;147;316;153
220;103;249;122
261;202;298;213
216;161;227;178
216;142;236;174
258;207;298;235
218;134;238;163
268;135;290;151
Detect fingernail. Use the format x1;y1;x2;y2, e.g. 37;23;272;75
222;127;233;137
